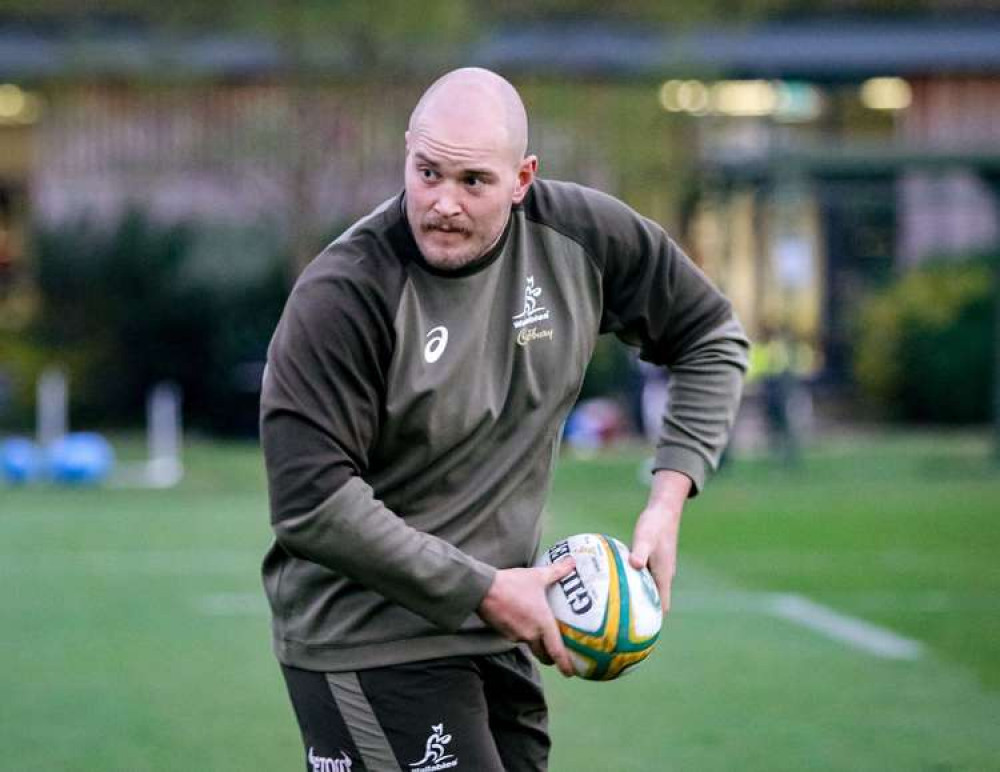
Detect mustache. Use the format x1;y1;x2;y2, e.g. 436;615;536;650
422;217;470;234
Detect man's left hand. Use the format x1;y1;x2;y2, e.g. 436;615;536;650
628;469;692;614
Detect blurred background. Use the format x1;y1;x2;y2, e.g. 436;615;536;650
1;1;999;770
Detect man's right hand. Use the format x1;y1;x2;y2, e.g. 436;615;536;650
477;559;577;677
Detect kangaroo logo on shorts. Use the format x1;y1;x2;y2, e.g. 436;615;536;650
409;723;458;771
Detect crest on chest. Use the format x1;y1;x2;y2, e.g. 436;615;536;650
511;275;555;347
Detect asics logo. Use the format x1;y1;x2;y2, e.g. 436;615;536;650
424;326;449;363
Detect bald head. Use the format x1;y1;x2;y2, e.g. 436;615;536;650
403;67;538;270
408;67;528;166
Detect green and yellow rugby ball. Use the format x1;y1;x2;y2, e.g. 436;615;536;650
535;533;662;681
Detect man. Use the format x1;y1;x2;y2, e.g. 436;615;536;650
261;67;748;771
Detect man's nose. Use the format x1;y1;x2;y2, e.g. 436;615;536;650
432;184;462;218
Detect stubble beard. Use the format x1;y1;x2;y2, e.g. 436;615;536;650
418;221;505;271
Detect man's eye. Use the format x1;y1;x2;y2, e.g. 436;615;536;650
464;176;482;187
420;168;438;181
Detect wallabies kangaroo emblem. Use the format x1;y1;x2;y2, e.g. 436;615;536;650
409;723;455;768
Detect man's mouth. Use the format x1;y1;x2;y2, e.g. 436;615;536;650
425;223;467;235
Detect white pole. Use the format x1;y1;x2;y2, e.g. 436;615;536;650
147;381;183;488
37;367;68;447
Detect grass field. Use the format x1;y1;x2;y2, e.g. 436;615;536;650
1;431;999;770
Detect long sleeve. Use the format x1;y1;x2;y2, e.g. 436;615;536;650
598;202;749;493
527;182;748;493
260;250;495;631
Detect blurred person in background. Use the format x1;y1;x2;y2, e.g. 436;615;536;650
261;67;748;771
750;324;818;466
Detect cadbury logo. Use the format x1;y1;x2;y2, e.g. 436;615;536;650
517;326;554;347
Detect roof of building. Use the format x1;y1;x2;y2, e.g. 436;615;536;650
475;18;1000;81
3;16;1000;83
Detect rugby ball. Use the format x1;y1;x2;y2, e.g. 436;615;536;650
534;533;662;680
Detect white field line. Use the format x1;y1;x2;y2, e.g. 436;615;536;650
673;589;988;613
767;593;925;661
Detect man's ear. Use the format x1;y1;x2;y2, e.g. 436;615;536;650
512;155;538;204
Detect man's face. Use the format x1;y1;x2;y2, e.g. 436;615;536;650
404;106;535;270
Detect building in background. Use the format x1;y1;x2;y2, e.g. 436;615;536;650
665;22;1000;382
2;14;999;389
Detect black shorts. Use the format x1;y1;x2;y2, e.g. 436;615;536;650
280;647;550;772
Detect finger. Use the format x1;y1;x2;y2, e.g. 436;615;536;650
542;621;575;678
647;555;676;614
532;642;554;666
629;537;650;570
544;556;576;584
658;573;673;614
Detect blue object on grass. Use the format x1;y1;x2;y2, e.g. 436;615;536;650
47;432;115;485
1;436;45;484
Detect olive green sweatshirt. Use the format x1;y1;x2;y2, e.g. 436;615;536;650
260;179;749;672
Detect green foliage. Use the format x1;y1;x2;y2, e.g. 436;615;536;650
854;255;996;423
578;336;639;402
28;211;290;434
0;0;479;74
521;82;691;228
0;327;60;430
